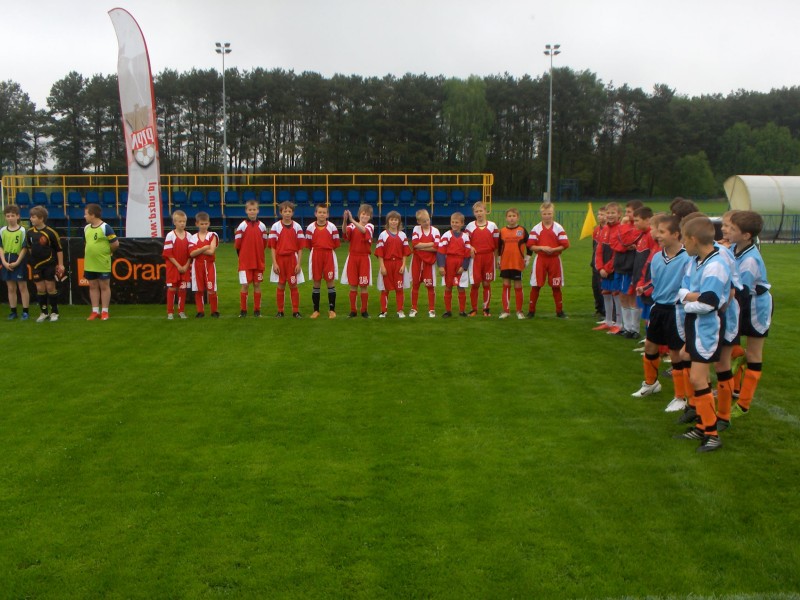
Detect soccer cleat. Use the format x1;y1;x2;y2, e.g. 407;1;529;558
697;435;723;453
292;312;302;319
275;312;284;318
614;329;628;336
361;311;369;318
196;312;205;318
526;311;535;319
467;310;478;317
328;311;336;319
21;312;29;320
441;311;452;318
730;403;749;419
556;312;568;319
87;312;100;321
716;418;731;432
310;311;320;319
379;312;387;318
253;310;261;318
459;311;468;317
211;312;220;318
178;312;187;319
483;308;491;317
7;312;17;320
36;313;49;323
632;380;662;397
428;310;436;318
664;397;687;413
499;312;510;319
49;313;60;322
408;309;417;318
516;311;526;320
673;427;704;440
676;406;699;424
167;313;174;320
101;312;109;321
239;310;247;318
664;367;673;377
625;331;639;339
348;311;358;318
607;326;622;335
397;311;406;319
592;323;611;331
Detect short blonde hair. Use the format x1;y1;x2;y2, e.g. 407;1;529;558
681;215;715;245
472;200;486;211
358;203;373;217
540;202;554;212
415;208;430;220
172;210;187;221
505;207;520;217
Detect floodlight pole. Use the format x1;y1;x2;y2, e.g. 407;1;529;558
544;43;561;202
215;42;232;193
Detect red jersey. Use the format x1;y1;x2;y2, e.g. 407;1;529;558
235;219;268;271
344;223;374;255
594;220;620;273
375;230;411;261
527;221;569;256
411;225;440;265
633;228;660;289
188;231;219;264
269;220;306;255
163;230;190;265
465;221;499;254
437;230;471;260
305;221;340;251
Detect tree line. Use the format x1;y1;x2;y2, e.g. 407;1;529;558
2;68;800;199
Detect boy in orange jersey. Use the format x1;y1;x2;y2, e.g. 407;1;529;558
162;210;191;319
234;199;269;317
341;204;374;318
269;201;306;318
497;207;529;319
409;208;440;318
526;202;569;318
188;212;220;318
375;211;412;318
465;201;499;317
437;212;471;318
305;204;340;319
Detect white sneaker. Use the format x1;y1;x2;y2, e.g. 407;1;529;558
408;309;417;318
178;312;188;319
516;311;526;320
664;397;688;412
428;310;436;318
49;313;60;322
499;312;510;319
167;313;174;320
379;312;387;318
631;380;662;397
397;311;406;319
36;313;49;323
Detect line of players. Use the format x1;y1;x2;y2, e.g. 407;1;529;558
589;198;773;453
162;199;570;320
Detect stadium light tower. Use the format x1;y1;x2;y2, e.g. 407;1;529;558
215;42;232;192
544;43;561;201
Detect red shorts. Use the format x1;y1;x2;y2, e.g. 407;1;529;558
470;252;495;284
166;262;191;288
346;254;371;287
444;256;466;288
381;260;405;291
411;255;436;288
192;260;217;292
274;254;299;285
238;269;264;285
529;255;565;287
310;248;337;282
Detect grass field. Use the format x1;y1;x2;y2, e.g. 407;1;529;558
2;225;799;598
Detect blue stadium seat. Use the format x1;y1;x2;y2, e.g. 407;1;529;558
417;189;431;206
189;190;204;205
277;190;291;204
381;189;397;206
364;189;378;205
346;189;360;206
294;189;310;206
399;189;413;205
48;192;66;220
467;189;482;204
224;190;240;206
206;190;221;206
32;191;48;207
102;191;118;206
14;191;30;207
224;204;246;219
50;191;65;207
172;190;188;206
433;189;448;207
451;189;466;206
86;191;100;206
258;190;274;205
330;189;344;205
242;190;257;204
312;189;326;206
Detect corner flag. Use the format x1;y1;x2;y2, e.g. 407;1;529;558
580;203;597;240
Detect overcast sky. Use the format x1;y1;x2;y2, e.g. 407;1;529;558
5;0;800;108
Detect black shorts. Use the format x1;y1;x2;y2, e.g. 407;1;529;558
500;269;522;281
84;271;111;281
645;304;684;350
32;263;56;282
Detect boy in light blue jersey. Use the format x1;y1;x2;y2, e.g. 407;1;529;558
728;210;773;417
674;216;732;453
0;204;30;319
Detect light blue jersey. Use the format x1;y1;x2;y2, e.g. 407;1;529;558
682;248;732;361
717;243;742;343
734;243;772;335
649;246;691;340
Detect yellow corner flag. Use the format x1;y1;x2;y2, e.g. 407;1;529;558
580;202;598;240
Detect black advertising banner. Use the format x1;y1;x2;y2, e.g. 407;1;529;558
0;238;165;305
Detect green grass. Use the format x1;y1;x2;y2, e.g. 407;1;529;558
1;238;799;599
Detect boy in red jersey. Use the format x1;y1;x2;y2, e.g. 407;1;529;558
465;201;499;317
234;199;268;317
628;206;659;338
305;204;340;319
341;204;374;318
376;211;412;318
188;211;219;318
497;207;529;319
527;202;570;318
269;201;306;318
409;208;440;318
162;210;191;319
593;202;621;331
437;212;471;318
